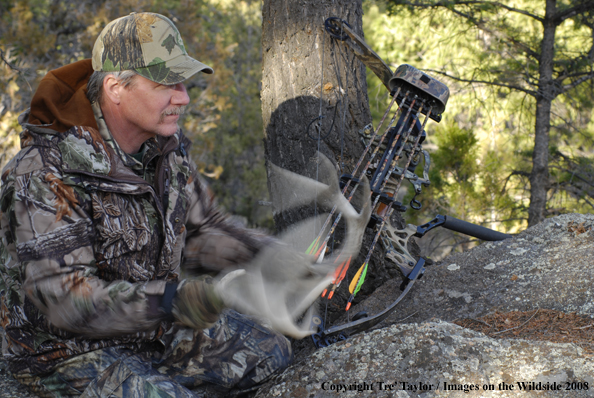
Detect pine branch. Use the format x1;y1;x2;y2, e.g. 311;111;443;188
500;170;530;197
455;1;543;22
423;68;537;95
553;0;594;24
396;1;543;59
0;50;24;73
392;0;543;22
562;72;594;92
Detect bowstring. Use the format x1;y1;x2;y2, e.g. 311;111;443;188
315;18;326;235
330;33;347;174
329;25;348;324
322;16;352;328
317;18;327;328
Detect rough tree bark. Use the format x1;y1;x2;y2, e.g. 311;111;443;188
261;0;371;232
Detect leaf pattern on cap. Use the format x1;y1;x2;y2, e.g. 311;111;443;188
135;14;157;44
137;57;184;84
161;34;177;55
101;18;143;70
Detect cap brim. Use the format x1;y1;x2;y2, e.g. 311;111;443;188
134;53;213;85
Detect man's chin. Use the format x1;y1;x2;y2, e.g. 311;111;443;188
156;125;180;138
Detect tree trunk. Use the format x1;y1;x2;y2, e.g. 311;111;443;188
528;0;557;227
261;0;420;332
261;0;371;232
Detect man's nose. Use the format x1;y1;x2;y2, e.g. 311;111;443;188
172;83;190;106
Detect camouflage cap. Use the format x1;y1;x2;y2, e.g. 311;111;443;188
92;12;213;85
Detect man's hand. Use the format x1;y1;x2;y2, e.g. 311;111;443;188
172;277;225;329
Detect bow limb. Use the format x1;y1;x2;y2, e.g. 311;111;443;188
314;258;426;346
326;18;393;91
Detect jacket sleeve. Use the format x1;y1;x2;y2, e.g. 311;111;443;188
1;149;168;338
181;164;275;273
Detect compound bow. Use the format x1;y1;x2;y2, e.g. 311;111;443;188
309;17;510;348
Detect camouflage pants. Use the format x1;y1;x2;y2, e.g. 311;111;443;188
14;310;292;397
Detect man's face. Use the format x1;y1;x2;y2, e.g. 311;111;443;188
117;75;190;140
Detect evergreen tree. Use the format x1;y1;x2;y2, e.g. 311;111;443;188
384;0;594;226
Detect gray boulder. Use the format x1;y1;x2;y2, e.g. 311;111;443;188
256;213;594;398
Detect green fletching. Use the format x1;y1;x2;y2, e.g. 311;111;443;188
349;262;368;294
353;265;368;295
306;238;319;255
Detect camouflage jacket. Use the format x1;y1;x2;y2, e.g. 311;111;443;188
0;59;268;375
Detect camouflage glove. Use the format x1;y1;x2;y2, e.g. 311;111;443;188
172;277;225;330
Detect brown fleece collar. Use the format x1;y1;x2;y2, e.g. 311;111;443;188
28;59;98;132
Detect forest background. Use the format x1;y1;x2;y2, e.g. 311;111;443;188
1;0;593;259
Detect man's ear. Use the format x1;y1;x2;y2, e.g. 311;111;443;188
102;75;122;105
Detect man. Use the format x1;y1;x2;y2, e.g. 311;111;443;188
0;12;292;397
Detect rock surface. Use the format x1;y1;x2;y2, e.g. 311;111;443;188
2;213;593;397
334;213;594;330
258;322;594;398
256;213;594;398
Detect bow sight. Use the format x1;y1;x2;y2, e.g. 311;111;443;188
308;17;510;348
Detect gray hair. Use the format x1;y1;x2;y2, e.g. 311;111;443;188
87;70;138;105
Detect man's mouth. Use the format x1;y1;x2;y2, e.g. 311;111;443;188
160;106;186;122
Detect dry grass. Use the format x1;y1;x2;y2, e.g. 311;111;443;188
455;309;594;354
